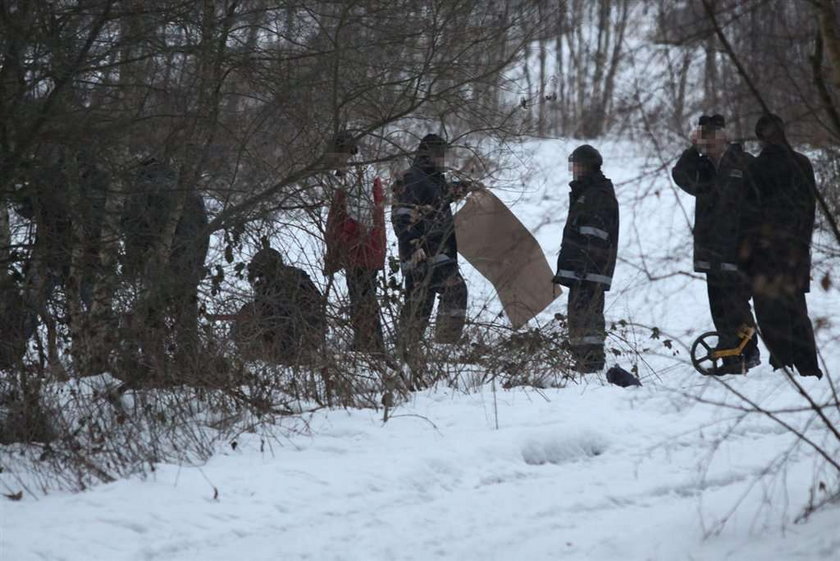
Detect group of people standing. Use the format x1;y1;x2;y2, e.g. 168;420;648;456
545;112;823;379
250;114;823;381
317;132;475;363
239;131;473;366
317;130;619;375
1;152;212;375
672;113;822;378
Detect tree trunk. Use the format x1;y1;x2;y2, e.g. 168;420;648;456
0;203;9;266
703;38;719;108
538;1;548;136
522;40;533;130
817;0;840;95
556;7;566;136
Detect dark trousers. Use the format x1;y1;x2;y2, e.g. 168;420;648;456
345;268;384;353
567;282;606;372
399;265;467;348
752;284;819;375
706;272;758;355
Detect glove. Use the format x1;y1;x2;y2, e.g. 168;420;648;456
410;248;427;266
409;204;433;223
451;180;483;199
689;128;701;145
464;180;485;192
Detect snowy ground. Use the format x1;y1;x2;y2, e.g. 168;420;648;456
2;138;839;560
4;377;839;561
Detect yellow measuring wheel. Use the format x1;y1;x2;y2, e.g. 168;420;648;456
690;326;756;376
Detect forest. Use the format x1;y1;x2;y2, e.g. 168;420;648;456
1;3;839;557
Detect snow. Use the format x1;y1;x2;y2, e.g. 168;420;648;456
2;137;839;560
5;378;839;560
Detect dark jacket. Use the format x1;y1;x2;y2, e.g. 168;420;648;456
391;156;461;277
15;150;108;278
742;144;816;292
0;275;33;370
122;159;209;286
255;264;326;358
554;171;619;290
672;143;754;274
233;264;326;363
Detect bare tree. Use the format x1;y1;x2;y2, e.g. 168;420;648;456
0;0;560;489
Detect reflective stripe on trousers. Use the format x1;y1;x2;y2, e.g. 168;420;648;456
554;269;612;287
695;260;739;272
401;253;453;273
569;335;604;346
579;226;609;240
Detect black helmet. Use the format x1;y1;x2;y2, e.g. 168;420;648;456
417;133;448;157
569;144;603;170
698;114;725;130
755;113;786;143
328;131;358;155
247;248;284;284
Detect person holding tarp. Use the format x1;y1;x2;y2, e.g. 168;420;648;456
322;132;387;354
672;114;760;374
551;145;619;373
391;134;478;355
740;114;822;379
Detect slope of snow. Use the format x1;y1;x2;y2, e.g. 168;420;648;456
4;377;839;561
2;137;838;561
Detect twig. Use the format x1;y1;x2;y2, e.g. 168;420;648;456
386;414;441;434
711;375;840;474
700;0;840;248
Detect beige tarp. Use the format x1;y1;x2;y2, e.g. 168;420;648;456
454;189;559;329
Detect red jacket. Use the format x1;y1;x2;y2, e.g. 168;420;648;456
324;176;386;273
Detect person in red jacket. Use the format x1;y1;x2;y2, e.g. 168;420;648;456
323;132;386;353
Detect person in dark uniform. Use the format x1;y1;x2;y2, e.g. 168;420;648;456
13;145;109;373
552;145;619;373
672;114;760;374
391;134;475;352
15;145;109;310
741;114;822;378
122;158;209;357
0;271;32;371
235;246;326;363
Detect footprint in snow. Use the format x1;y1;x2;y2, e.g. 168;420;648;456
521;430;609;466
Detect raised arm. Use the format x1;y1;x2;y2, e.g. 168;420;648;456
672;146;715;196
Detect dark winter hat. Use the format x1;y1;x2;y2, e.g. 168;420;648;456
569;144;603;169
329;131;358;155
417;133;448;157
247;247;284;283
698;114;725;130
755;113;786;143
